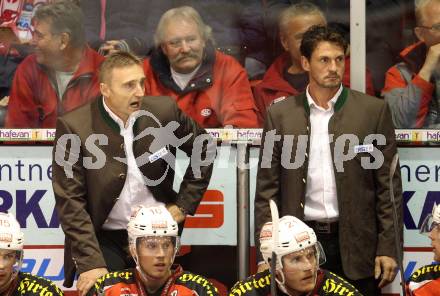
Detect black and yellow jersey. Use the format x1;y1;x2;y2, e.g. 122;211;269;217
229;269;363;296
406;263;440;295
5;271;64;296
87;266;219;296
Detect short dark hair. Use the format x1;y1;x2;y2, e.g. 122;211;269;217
99;51;142;83
33;1;85;49
300;25;348;60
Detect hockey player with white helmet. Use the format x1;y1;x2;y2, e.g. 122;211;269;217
87;205;219;296
0;212;63;296
230;201;362;296
406;203;440;295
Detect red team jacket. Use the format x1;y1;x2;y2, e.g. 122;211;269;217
5;272;63;296
5;46;103;128
87;266;219;296
406;263;440;296
229;269;363;296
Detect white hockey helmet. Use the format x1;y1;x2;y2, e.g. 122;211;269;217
0;212;24;251
128;205;180;259
420;203;440;235
128;205;178;241
260;215;326;271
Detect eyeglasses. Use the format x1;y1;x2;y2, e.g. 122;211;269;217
418;23;440;32
165;36;199;49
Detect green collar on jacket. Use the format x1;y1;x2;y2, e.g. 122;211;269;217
302;86;348;114
97;97;140;134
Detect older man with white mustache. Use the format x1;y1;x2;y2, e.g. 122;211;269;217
143;6;259;128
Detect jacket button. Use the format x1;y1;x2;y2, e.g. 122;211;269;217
120;143;124;150
305;152;308;158
302;178;306;184
190;83;195;88
119;173;126;180
206;78;211;83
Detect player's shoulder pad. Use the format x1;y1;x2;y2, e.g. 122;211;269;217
409;263;440;283
321;271;362;295
270;96;287;106
229;269;271;296
17;272;64;296
90;270;136;293
176;271;219;296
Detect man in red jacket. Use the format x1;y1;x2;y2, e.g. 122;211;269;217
382;0;440;128
143;6;259;128
5;1;104;128
253;2;375;123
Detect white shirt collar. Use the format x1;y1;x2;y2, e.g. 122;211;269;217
306;84;343;110
102;96;140;131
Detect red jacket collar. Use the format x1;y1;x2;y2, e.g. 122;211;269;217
399;41;428;74
258;52;299;94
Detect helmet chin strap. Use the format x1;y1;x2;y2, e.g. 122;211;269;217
131;244;178;288
275;267;318;296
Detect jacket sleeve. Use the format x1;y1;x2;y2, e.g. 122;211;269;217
254;109;281;262
171;100;215;215
52;117;107;275
251;82;269;126
382;64;435;128
4;61;38;127
373;102;403;260
215;57;260;128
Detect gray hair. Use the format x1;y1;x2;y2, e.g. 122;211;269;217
415;0;440;25
33;0;85;48
278;2;326;35
154;6;213;47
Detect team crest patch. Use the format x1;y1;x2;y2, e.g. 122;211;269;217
200;108;212;117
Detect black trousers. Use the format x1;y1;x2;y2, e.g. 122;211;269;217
96;229;135;271
317;233;381;296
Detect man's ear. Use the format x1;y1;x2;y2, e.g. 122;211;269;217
414;27;425;42
280;33;289;52
100;82;110;98
160;43;168;55
59;32;70;50
129;245;136;258
301;55;310;72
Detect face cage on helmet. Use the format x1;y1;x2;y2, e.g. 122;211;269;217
420;214;440;235
131;236;180;267
276;241;326;271
273;243;325;295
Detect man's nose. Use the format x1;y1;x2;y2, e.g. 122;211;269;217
135;82;145;97
180;40;191;52
329;60;337;72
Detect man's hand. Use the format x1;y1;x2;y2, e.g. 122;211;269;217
0;96;9;107
257;262;270;273
419;43;440;81
99;40;123;56
374;256;398;288
167;204;186;223
77;267;108;296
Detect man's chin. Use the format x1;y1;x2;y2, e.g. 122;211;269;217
320;82;341;89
